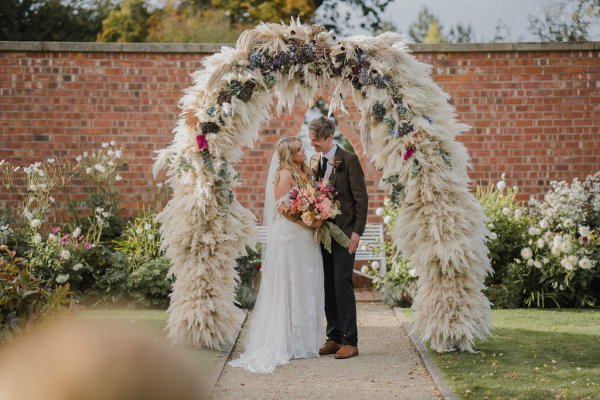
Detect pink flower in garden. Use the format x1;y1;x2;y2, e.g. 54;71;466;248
60;234;69;244
403;147;415;161
84;242;92;249
78;235;84;241
196;134;208;151
53;226;60;233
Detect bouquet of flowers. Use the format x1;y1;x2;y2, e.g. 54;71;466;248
282;177;349;252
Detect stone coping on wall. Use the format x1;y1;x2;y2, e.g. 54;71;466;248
1;41;599;53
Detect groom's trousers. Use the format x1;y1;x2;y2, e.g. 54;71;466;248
321;240;358;346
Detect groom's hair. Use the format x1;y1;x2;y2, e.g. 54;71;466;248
308;116;335;139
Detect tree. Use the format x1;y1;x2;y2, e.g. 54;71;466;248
492;19;512;42
528;0;600;41
212;0;316;25
447;22;473;43
314;0;394;34
408;6;442;43
0;0;112;41
146;2;245;43
97;0;149;42
423;20;444;44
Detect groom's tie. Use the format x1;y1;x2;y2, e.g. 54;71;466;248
319;156;328;180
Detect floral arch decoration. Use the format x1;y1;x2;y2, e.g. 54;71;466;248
153;20;492;353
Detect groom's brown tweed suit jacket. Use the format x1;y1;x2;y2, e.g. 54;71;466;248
310;146;368;238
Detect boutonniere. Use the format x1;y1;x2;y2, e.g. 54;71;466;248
329;156;343;173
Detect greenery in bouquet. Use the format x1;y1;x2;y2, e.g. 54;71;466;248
0;245;71;343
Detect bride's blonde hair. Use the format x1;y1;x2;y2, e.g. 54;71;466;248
275;137;310;184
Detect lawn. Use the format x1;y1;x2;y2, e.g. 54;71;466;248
79;308;226;377
402;309;600;400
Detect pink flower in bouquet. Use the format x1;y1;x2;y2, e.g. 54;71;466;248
52;226;60;234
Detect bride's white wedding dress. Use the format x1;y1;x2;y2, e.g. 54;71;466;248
228;197;324;373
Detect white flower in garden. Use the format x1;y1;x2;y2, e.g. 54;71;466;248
408;268;418;277
72;227;81;238
47;158;55;164
107;150;114;156
560;237;572;254
37;170;45;178
487;223;495;229
56;274;70;284
85;167;92;174
521;247;533;260
578;226;591;238
13;166;20;172
578;258;593;270
30;219;42;229
49;196;55;203
115;150;122;158
534;260;543;269
107;160;115;167
543;257;549;264
73;263;84;271
32;233;42;245
94;164;106;173
501;173;506;180
371;261;380;270
513;186;519;193
563;218;573;228
60;249;71;261
383;215;392;225
375;207;384;217
76;155;82;162
136;228;143;235
536;238;545;249
384;197;391;206
110;140;116;146
147;234;155;241
102;142;109;148
514;209;522;220
48;233;57;242
496;180;506;191
115;175;122;181
95;207;104;214
489;232;498;240
527;259;535;266
360;265;370;274
144;223;152;231
102;212;110;218
502;207;511;216
560;255;578;271
539;219;549;229
528;227;541;236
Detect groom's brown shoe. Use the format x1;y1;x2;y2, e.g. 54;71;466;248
319;340;342;355
334;345;359;359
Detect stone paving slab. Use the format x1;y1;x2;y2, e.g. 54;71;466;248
211;302;442;400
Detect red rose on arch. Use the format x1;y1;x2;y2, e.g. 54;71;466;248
196;134;208;151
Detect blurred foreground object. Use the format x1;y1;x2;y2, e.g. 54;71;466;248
0;318;205;400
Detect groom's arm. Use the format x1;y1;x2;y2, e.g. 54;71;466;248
348;154;368;237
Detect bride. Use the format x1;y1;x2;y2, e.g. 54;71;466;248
228;136;325;373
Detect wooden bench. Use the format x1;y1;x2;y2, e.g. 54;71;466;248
256;223;386;280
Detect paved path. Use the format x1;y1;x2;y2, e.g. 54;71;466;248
211;302;442;400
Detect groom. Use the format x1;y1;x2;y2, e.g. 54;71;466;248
309;116;368;360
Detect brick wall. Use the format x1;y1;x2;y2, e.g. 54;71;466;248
1;42;599;225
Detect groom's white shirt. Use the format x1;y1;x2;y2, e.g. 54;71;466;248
320;144;338;181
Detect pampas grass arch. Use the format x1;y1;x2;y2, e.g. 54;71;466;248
153;20;492;353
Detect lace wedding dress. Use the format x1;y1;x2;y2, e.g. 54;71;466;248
228;200;324;373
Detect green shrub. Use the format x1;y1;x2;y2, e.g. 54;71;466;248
235;245;262;309
0;245;71;342
127;257;173;308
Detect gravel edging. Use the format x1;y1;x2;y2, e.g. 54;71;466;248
203;310;248;399
393;308;458;400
